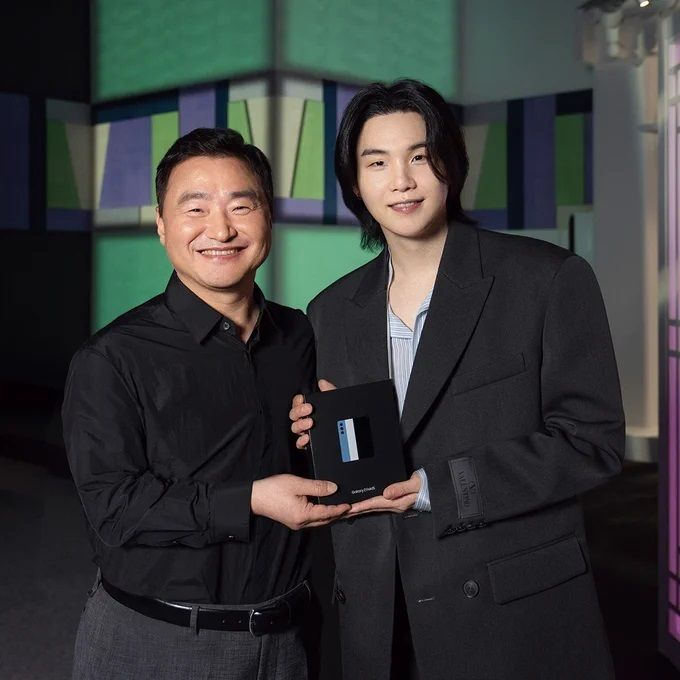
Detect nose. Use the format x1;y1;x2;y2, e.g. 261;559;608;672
391;162;415;193
205;212;237;242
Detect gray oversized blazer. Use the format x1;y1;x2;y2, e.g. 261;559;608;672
307;222;624;680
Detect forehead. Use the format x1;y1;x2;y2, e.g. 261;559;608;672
357;111;426;151
166;155;258;195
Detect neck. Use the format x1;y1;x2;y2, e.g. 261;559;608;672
177;273;260;341
384;222;448;280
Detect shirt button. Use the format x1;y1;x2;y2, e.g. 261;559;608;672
463;580;479;599
222;321;231;332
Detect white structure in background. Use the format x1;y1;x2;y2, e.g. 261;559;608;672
580;0;668;461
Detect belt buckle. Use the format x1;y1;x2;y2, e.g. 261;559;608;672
248;602;291;637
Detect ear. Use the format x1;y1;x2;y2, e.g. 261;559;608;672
353;185;361;198
156;207;166;246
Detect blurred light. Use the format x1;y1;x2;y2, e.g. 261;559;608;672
639;0;650;6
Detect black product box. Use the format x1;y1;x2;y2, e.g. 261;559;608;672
305;380;407;505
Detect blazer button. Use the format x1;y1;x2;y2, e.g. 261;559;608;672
463;580;479;599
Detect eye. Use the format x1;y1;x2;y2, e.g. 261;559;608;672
412;153;428;163
368;160;385;168
232;205;254;214
187;207;205;214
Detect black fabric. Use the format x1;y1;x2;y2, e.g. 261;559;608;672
62;273;316;604
307;223;623;679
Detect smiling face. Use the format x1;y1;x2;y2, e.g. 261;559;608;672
156;155;271;302
355;111;449;247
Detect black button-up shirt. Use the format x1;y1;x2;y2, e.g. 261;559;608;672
62;273;315;604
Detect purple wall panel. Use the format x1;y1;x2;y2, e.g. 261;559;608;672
468;209;508;230
179;86;216;136
0;93;30;229
275;198;324;223
46;208;92;231
523;96;555;229
99;117;152;208
336;84;361;224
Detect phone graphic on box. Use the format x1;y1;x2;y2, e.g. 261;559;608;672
337;416;374;463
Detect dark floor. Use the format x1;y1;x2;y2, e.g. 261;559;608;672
0;431;678;678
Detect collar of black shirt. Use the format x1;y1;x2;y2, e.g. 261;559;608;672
164;272;279;345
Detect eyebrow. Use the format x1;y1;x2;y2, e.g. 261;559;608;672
176;189;259;205
359;141;427;157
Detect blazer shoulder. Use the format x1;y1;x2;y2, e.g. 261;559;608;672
477;226;575;281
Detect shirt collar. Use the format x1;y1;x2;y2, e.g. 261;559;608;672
164;272;273;344
387;254;434;320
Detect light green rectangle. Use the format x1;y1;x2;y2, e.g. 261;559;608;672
47;120;80;209
555;114;584;206
474;122;507;210
227;101;252;144
291;101;324;200
151;112;179;205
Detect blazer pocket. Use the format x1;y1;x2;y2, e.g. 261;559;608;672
452;352;526;395
486;535;587;605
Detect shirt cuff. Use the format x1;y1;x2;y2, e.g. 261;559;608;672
413;468;431;512
210;481;253;543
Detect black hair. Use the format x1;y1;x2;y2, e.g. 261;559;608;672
155;127;273;219
335;79;474;250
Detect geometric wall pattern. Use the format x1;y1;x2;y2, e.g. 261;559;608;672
0;92;30;230
92;77;362;228
462;90;593;232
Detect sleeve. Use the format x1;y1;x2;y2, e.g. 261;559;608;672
425;255;625;538
62;347;252;549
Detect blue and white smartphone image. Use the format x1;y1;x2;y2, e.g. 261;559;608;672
337;416;374;463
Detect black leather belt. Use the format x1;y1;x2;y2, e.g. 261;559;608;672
101;577;310;636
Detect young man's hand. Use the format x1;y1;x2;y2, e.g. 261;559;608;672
251;473;350;529
346;472;421;517
289;379;336;448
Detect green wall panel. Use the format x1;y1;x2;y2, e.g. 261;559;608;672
151;112;179;204
555;114;585;206
474;122;507;209
282;0;458;100
291;101;324;200
94;0;272;101
272;225;375;311
227;101;252;144
47;120;80;209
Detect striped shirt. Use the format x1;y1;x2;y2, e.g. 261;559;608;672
387;260;432;512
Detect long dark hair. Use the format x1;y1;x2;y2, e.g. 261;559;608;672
335;79;474;250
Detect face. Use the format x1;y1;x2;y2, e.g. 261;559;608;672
355;111;448;245
156;155;271;301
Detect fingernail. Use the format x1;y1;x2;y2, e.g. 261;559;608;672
328;482;337;492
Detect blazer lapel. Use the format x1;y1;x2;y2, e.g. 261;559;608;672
344;250;390;384
400;224;494;443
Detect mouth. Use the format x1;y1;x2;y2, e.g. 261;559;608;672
388;199;424;214
196;246;245;258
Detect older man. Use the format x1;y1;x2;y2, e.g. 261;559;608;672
63;127;349;680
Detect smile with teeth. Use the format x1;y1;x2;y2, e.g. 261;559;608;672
389;199;423;213
198;247;242;256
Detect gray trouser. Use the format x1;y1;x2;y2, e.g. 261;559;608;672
72;580;308;680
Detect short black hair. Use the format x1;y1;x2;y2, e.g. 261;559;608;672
335;79;474;250
155;127;273;218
